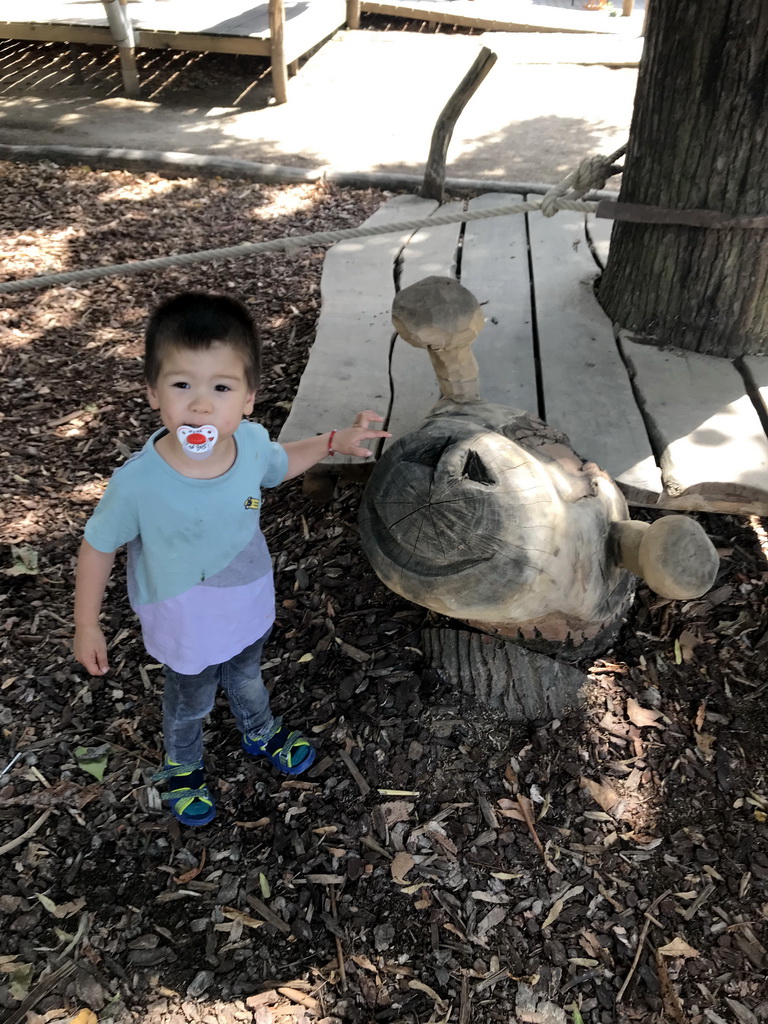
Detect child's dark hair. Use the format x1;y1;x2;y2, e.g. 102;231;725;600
144;292;261;389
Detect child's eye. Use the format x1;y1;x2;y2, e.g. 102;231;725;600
172;382;190;390
214;384;231;393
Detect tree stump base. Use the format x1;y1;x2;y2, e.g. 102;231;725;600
423;626;587;723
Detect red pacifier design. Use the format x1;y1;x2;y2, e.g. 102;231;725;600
176;424;218;460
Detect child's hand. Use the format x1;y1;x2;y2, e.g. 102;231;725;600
73;624;110;676
331;410;391;458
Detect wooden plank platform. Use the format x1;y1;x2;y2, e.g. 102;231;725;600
621;337;768;514
279;194;438;466
361;0;643;35
528;210;661;504
279;193;768;515
0;1;347;91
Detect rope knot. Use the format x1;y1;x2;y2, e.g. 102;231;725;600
540;143;627;218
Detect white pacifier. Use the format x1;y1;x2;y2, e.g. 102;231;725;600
176;424;218;460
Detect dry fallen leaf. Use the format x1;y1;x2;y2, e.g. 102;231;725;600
174;847;206;884
677;629;703;662
658;936;700;959
626;697;663;729
380;800;414;826
36;894;87;919
694;731;716;761
541;897;565;930
408;979;447;1009
69;1010;98;1024
475;904;507;938
351;954;379;974
391;851;415;884
655;951;685;1024
580;776;620;813
221;907;265;931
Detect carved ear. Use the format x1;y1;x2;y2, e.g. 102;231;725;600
611;516;719;599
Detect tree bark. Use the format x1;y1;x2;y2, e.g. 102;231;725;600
598;0;768;356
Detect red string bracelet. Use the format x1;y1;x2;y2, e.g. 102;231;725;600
327;430;337;457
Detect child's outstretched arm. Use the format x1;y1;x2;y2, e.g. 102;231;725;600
281;410;391;482
73;538;117;676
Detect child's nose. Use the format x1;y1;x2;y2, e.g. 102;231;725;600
190;390;213;412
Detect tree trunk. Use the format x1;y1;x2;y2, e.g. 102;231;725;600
422;628;587;723
598;0;768;356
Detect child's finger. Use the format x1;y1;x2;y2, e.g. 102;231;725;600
354;410;385;427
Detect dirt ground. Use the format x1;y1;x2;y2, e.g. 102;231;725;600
1;158;768;1024
0;18;639;185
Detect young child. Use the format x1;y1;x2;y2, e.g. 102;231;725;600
73;291;389;827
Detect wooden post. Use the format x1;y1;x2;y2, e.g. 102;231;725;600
622;0;634;15
346;0;361;29
102;0;139;97
420;47;497;203
269;0;288;105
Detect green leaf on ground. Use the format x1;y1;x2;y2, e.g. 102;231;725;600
74;743;110;781
2;545;39;576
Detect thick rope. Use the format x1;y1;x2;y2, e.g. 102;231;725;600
541;143;627;218
0;196;597;296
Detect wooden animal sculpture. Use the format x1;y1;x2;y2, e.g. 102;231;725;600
359;276;719;648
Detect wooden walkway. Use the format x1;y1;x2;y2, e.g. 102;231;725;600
0;1;349;101
279;194;768;516
360;0;644;35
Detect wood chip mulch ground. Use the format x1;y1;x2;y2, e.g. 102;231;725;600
1;159;768;1024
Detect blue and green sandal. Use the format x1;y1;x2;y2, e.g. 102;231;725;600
242;716;316;775
152;759;216;826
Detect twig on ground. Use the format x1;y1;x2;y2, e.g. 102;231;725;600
0;808;52;856
330;887;347;992
516;793;545;858
245;894;291;934
616;888;673;1004
338;748;370;796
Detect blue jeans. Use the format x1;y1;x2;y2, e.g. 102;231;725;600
162;630;274;764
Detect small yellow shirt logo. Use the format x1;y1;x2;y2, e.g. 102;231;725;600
243;497;261;510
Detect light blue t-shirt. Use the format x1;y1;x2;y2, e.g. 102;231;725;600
85;420;288;674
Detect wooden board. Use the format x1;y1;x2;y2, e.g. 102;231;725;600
386;204;463;443
460;193;538;415
0;22;112;45
279;194;438;463
621;336;768;514
528;210;662;504
483;30;643;67
360;0;633;34
1;0;346;60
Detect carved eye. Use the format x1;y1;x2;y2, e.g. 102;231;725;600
401;436;453;468
462;449;495;485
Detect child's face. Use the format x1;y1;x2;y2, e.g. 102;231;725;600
147;342;256;445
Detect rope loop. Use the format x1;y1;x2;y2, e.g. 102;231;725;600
541;143;627;218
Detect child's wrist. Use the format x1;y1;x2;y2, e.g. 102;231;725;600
327;429;337;456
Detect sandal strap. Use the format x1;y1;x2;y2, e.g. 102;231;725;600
152;761;205;782
273;730;310;769
163;784;212;807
